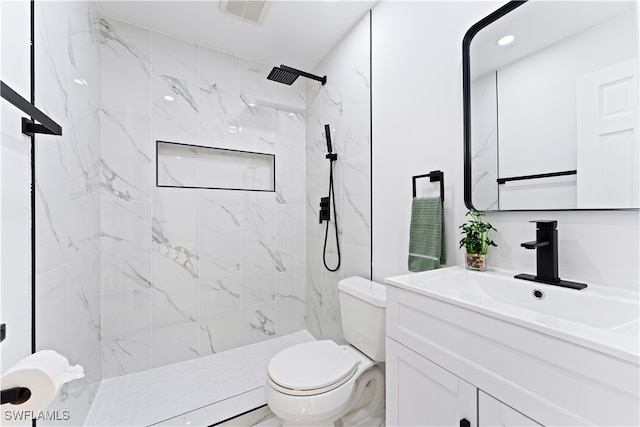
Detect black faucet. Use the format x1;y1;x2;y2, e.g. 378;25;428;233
514;220;587;290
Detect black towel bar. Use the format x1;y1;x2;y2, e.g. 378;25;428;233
497;170;576;184
412;170;444;201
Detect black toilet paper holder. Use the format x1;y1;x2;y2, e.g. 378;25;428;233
1;387;31;405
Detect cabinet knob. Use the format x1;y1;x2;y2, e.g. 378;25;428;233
460;418;471;427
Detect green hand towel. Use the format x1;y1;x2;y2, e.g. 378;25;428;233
408;197;446;272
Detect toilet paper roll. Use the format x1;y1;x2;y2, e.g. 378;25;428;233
1;350;84;416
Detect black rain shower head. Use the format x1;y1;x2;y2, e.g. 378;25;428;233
267;65;327;86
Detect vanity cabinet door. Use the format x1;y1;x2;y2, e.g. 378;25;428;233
479;391;543;427
387;338;477;427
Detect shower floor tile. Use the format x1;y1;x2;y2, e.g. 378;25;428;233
84;330;314;426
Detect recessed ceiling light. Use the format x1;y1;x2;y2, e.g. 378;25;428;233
164;95;174;101
497;35;515;46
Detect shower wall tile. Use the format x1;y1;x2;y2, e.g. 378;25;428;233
198;47;241;150
100;17;306;372
343;154;371;196
241;192;276;241
99;16;154;380
100;18;151;115
241;269;276;310
275;269;306;336
199;232;242;280
342;193;371;247
153;187;199;243
100;109;152;202
35;1;102;424
34;0;69;275
242;307;276;345
36;139;69;275
151;243;200;327
199;311;243;355
341;243;371;282
101;198;151;295
276;135;306;204
305;12;371;342
152;32;198;82
35;265;69;356
238;59;277;153
276;79;306;112
153;73;199;145
103;291;149;339
200;190;242;231
200;276;242;317
152;322;200;368
276;204;306;272
102;328;152;378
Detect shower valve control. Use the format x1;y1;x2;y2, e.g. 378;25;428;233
319;197;330;223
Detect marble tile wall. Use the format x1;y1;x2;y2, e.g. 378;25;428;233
99;18;307;376
34;1;102;424
305;13;372;341
470;72;499;210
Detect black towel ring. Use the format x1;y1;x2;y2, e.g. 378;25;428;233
412;170;444;201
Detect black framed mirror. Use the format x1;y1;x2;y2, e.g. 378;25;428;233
463;0;639;211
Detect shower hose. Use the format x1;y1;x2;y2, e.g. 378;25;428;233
323;158;341;272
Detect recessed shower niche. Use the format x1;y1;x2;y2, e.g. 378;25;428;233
156;141;276;192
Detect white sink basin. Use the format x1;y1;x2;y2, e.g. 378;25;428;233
385;266;639;361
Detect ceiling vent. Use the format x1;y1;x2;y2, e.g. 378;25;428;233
219;0;271;25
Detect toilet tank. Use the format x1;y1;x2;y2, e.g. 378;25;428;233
338;277;386;361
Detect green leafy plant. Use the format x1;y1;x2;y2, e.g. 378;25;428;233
458;210;497;254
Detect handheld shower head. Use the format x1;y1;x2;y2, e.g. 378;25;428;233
267;65;327;85
324;124;337;161
324;124;333;154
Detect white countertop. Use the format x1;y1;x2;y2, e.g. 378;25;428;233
385;266;639;363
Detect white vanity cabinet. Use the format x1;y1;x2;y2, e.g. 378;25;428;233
386;338;476;426
387;338;542;427
479;391;542;427
384;271;640;427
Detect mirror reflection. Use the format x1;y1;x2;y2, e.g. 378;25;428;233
466;1;638;211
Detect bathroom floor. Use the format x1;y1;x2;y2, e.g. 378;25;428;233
85;331;314;426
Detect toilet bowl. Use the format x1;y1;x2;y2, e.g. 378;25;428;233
265;277;386;426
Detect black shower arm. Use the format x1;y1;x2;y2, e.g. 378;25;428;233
280;65;327;85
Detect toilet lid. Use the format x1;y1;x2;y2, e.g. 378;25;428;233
268;341;360;395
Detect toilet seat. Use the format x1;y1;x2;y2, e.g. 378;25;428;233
267;341;360;396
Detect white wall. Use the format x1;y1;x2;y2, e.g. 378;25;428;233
372;1;640;292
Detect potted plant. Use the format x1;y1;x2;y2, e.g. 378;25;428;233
458;210;497;271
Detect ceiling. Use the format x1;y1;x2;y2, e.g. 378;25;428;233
470;1;636;79
96;0;377;71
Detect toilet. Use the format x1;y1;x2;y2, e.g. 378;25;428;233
265;277;386;426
